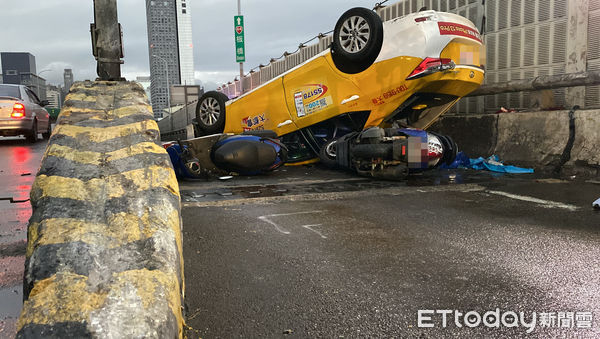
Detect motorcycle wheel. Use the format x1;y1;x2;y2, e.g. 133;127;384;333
319;138;339;168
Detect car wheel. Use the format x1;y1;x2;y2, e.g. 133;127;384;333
26;120;38;143
42;124;52;140
319;138;339;167
331;7;384;74
195;91;228;135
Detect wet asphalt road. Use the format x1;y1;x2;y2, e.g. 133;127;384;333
0;137;599;338
0;137;46;338
181;167;600;338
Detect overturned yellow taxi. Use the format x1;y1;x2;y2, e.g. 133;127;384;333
196;7;485;163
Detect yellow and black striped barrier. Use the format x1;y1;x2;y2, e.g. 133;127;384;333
17;81;184;338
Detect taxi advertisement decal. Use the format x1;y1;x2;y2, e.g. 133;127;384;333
293;84;332;117
242;113;267;131
438;22;482;43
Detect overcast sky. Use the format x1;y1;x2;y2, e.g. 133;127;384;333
0;0;379;90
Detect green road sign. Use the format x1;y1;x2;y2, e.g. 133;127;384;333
234;15;245;62
45;107;61;119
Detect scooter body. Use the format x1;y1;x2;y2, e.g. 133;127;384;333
165;133;287;179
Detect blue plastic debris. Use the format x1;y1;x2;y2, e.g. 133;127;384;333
593;198;600;209
441;152;534;174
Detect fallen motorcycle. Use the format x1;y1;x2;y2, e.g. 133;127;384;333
164;132;287;179
166;126;455;180
318;127;458;180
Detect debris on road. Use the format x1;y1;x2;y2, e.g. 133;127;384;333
442;152;534;174
535;178;567;183
0;197;30;204
593;198;600;209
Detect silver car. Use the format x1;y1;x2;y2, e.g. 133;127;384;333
0;84;51;142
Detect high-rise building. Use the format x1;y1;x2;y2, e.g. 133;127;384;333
176;0;195;86
46;85;62;109
0;52;46;99
145;0;195;118
136;75;153;104
64;69;73;91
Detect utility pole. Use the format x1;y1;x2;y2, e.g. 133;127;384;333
36;69;51;100
91;0;124;81
237;0;244;94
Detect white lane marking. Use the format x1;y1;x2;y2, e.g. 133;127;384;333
258;210;323;235
486;190;579;211
258;216;290;234
302;224;327;239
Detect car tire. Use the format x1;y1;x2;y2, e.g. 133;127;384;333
195;91;228;135
26;120;38;143
319;138;339;168
331;7;384;74
42;124;52;140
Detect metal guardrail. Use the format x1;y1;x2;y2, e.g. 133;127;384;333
218;35;332;98
156;101;198;140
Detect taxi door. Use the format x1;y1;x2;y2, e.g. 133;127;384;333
282;54;362;130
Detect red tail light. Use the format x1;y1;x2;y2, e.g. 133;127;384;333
11;103;25;118
406;57;455;80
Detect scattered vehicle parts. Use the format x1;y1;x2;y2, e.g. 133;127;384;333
442;152;534;174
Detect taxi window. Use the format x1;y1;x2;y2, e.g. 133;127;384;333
0;85;21;99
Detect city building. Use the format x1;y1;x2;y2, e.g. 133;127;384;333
0;52;46;100
136;75;153;104
64;69;74;91
145;0;195;118
0;52;36;84
176;0;195;86
46;85;62;109
170;84;202;106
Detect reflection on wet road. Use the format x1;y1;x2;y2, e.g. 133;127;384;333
0;137;47;338
181;166;600;338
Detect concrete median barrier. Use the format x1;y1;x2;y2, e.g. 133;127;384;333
17;81;184;338
430;109;600;176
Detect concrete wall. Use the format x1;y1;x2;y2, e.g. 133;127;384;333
430;108;600;176
157;101;197;141
18;81;184;338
